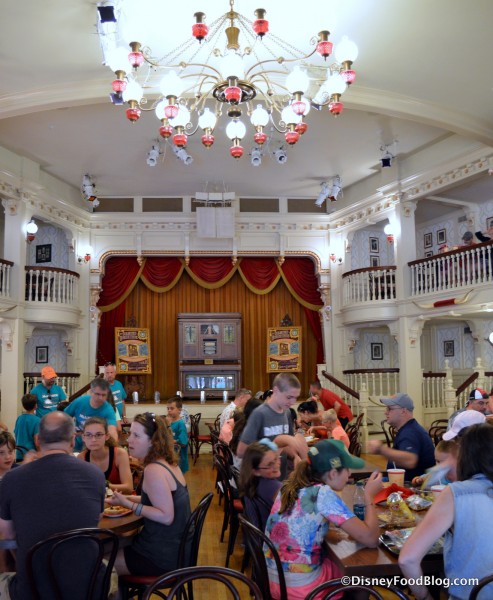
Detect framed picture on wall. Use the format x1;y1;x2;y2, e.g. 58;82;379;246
424;232;432;248
443;340;455;357
36;346;48;364
424;250;433;258
370;255;380;267
437;229;447;245
369;237;379;253
35;244;52;264
371;342;383;360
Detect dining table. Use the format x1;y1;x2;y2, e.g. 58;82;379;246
99;510;143;536
325;484;444;597
349;458;383;481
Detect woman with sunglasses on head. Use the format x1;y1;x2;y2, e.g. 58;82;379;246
77;417;133;493
106;413;191;577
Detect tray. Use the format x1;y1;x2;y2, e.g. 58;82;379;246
379;528;443;556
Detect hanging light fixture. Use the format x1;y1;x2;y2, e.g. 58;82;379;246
26;219;38;243
96;1;359;159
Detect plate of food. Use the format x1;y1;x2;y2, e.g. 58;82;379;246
103;505;132;518
380;528;443;556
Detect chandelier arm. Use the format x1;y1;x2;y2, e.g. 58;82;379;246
243;46;319;81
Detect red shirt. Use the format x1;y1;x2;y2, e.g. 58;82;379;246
318;388;354;421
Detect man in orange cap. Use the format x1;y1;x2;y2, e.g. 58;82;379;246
30;366;67;418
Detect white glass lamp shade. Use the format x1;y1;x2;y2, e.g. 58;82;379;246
159;70;185;97
220;51;245;80
169;105;190;127
226;119;246;140
26;220;38;235
122;79;143;102
301;96;311;116
286;66;309;94
198;107;217;130
384;224;393;235
323;71;347;96
106;46;131;72
334;36;359;63
281;104;302;126
489;331;493;344
155;99;167;120
250;104;269;127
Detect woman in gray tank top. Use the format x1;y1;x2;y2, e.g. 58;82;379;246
106;412;191;575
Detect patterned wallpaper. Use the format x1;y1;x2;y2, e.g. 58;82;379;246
25;332;67;373
27;224;69;269
350;230;395;270
353;330;399;369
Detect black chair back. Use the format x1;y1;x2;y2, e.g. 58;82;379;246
469;574;493;599
238;514;287;600
26;527;118;600
304;577;410;599
141;565;262;600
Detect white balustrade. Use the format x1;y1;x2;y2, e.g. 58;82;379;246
25;267;80;305
342;267;396;306
0;260;13;299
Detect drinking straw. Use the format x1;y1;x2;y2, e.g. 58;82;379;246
393;462;397;469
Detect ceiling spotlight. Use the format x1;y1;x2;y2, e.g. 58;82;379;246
273;147;287;165
315;182;330;207
146;144;161;167
81;174;97;203
172;145;193;165
315;175;343;207
328;175;342;201
380;142;396;168
251;147;262;167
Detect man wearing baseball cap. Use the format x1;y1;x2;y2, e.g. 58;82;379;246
442;410;486;441
447;388;489;429
367;393;435;480
30;366;67;418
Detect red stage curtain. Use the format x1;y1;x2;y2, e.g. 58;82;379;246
280;257;323;309
238;257;280;292
141;257;183;291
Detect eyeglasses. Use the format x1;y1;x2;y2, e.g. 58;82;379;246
82;432;105;439
258;456;281;470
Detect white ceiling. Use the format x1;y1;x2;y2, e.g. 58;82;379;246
1;0;493;215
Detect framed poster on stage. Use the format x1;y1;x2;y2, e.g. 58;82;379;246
115;327;152;374
267;326;302;372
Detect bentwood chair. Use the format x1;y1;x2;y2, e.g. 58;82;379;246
141;566;262;600
189;413;213;464
304;578;410;600
119;492;214;600
469;574;493;599
238;514;287;600
25;527;118;600
214;456;243;567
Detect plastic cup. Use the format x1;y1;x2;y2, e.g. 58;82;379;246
387;468;405;487
431;484;446;499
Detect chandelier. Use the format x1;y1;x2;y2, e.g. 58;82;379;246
96;1;359;159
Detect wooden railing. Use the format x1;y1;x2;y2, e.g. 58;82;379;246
0;259;14;299
24;266;80;305
408;240;493;296
422;372;446;409
343;369;400;400
23;373;81;397
342;266;396;306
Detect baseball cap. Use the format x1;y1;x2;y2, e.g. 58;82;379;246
468;388;489;402
462;231;473;241
442;410;486;440
307;439;364;471
380;393;414;411
41;366;57;379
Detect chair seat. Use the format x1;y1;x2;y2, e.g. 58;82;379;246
233;499;243;512
196;434;211;442
120;574;158;586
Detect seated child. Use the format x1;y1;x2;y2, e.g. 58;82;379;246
308;409;350;448
166;396;189;474
296;400;323;431
411;439;459;486
0;432;17;480
13;394;40;461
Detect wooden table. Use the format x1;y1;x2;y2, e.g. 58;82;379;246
350;459;383;481
326;485;443;578
99;511;143;536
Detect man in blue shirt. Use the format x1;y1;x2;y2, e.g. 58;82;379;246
367;393;435;481
103;361;127;420
30;366;67;418
64;379;117;451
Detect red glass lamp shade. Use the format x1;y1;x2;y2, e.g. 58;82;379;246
173;133;188;147
295;122;308;135
254;131;267;145
128;51;144;68
224;86;242;104
230;145;244;159
253;18;269;37
284;131;300;145
164;104;179;119
201;133;215;147
192;22;209;41
159;124;173;138
26;232;36;243
341;70;356;84
329;101;343;115
291;99;307;116
316;40;333;59
126;107;141;122
84;253;91;262
112;79;127;92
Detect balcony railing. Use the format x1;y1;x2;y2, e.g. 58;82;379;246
342;266;396;306
343;368;400;399
25;266;80;305
409;240;493;296
0;259;14;299
23;373;81;397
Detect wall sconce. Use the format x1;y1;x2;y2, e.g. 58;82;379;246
384;224;394;243
26;219;38;243
329;253;337;263
78;246;92;263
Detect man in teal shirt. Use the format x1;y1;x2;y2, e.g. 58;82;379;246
30;366;67;418
64;379;117;451
103;362;127;420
